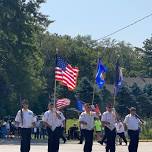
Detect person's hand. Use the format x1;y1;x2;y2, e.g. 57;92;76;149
32;122;36;128
15;121;19;127
47;124;52;129
105;121;110;125
82;121;87;125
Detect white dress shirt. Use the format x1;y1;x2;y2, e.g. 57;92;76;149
43;110;65;131
115;122;125;133
15;109;36;128
124;114;141;130
101;111;116;130
79;111;97;130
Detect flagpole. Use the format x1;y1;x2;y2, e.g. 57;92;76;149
113;90;116;107
113;60;117;108
91;49;100;105
91;60;98;105
53;80;57;107
91;85;95;105
53;48;58;107
20;95;23;126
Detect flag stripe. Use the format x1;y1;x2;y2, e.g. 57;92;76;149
55;57;79;90
56;98;71;109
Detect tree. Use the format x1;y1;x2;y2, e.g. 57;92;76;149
130;83;143;96
141;37;152;77
116;85;136;116
143;84;152;96
136;93;152;117
76;77;94;103
0;0;51;116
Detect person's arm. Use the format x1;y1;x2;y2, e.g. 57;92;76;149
135;114;144;124
42;112;52;128
32;115;36;128
44;122;51;128
101;121;110;126
79;121;87;125
56;111;62;119
15;111;21;127
60;112;65;122
101;113;110;126
119;123;122;129
123;116;128;131
79;113;87;125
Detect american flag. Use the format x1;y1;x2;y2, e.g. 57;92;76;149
55;56;79;90
56;98;71;109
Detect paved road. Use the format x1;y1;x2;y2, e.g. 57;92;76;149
0;141;152;152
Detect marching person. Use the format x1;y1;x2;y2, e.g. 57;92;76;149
124;107;143;152
15;99;36;152
79;103;99;152
101;103;117;152
34;116;40;139
43;102;65;152
115;119;127;145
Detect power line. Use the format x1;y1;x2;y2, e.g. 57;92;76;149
95;12;152;42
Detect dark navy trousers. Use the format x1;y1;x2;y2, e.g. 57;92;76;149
20;128;31;152
105;127;116;152
83;129;94;152
128;130;139;152
47;127;61;152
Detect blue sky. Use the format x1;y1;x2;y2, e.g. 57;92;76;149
40;0;152;47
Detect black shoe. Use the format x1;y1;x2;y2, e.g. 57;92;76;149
64;140;66;143
78;142;82;144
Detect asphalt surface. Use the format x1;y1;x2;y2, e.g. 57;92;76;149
0;140;152;152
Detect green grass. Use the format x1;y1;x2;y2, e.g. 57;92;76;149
66;118;152;139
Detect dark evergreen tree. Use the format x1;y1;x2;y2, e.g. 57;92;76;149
116;85;136;116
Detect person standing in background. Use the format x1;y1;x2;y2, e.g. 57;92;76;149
124;107;143;152
115;119;127;145
15;99;36;152
34;116;40;139
94;117;102;142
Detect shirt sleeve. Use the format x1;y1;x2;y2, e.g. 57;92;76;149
32;115;37;123
123;116;128;124
60;112;65;121
15;111;21;123
79;113;85;122
43;112;48;123
137;118;142;125
101;113;107;122
92;112;98;118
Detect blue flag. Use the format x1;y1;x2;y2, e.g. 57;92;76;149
76;100;84;112
114;61;123;95
96;58;107;89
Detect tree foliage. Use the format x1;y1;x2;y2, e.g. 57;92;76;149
0;0;50;115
